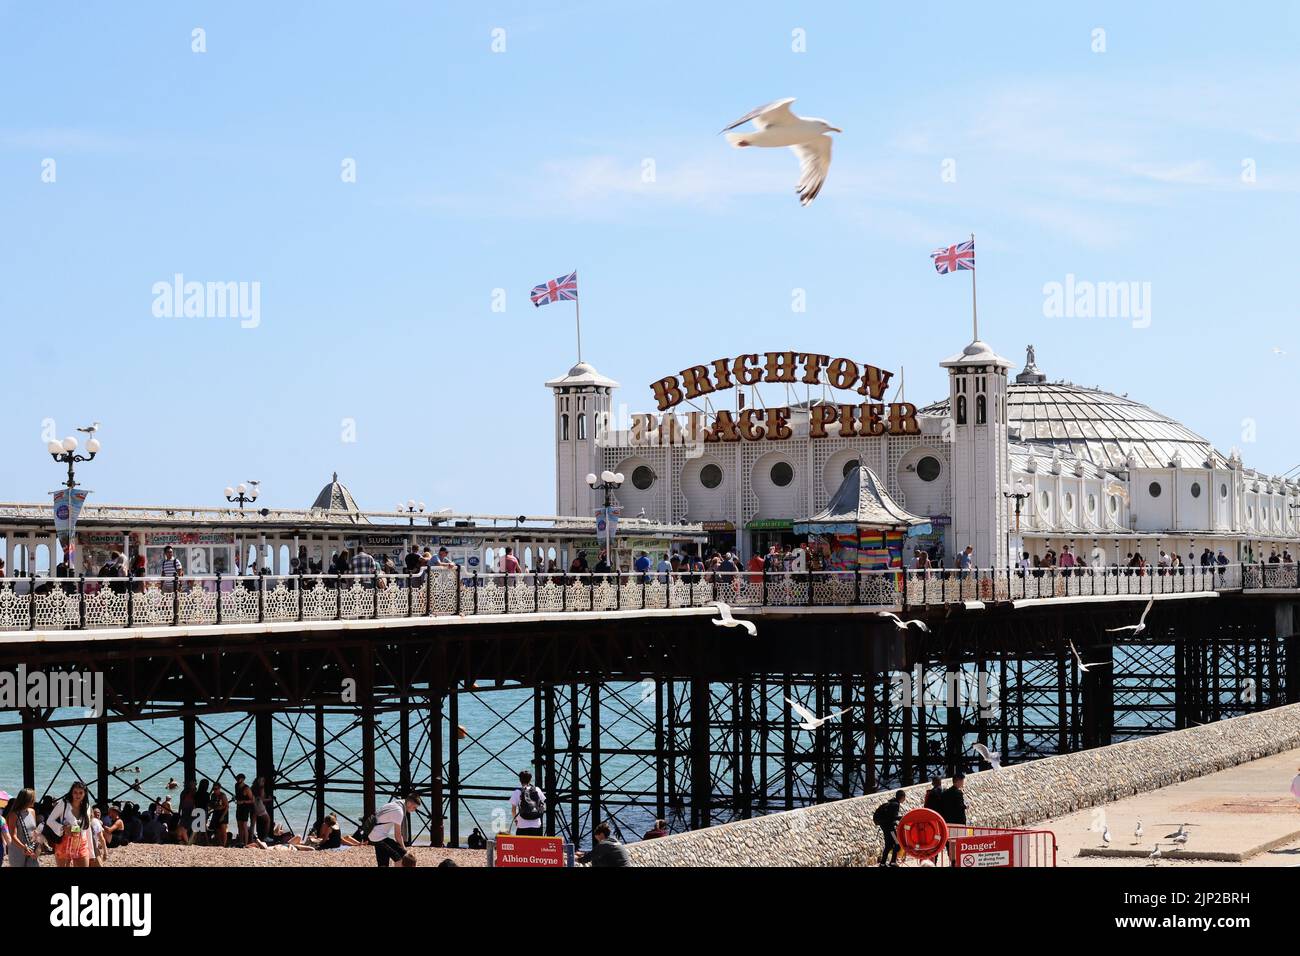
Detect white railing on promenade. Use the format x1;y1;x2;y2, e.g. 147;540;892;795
0;563;1263;632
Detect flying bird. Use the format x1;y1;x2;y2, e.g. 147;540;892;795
708;601;757;637
1272;347;1286;356
784;696;851;731
76;422;100;435
879;611;930;632
971;741;1001;770
1105;597;1155;636
1067;639;1111;673
720;98;841;206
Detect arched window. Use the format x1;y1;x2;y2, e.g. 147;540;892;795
956;396;967;425
577;414;586;440
560;414;570;441
976;394;987;425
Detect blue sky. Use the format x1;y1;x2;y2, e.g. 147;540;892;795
2;2;1299;515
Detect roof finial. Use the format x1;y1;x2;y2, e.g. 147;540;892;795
1015;344;1046;385
332;471;338;482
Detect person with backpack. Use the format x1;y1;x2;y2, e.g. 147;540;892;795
46;780;92;867
509;770;545;835
366;793;421;867
872;790;907;867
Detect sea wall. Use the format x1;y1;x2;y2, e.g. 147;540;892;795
627;702;1300;867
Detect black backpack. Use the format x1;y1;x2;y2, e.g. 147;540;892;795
517;784;542;822
872;800;894;828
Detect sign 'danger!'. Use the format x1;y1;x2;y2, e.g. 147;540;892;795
646;351;919;442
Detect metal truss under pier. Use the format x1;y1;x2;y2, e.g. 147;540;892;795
1;594;1296;849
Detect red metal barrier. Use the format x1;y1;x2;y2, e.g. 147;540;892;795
931;825;1058;867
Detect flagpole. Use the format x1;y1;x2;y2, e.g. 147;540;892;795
969;232;979;342
575;295;583;364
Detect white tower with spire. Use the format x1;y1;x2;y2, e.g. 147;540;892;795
940;339;1013;568
546;361;618;517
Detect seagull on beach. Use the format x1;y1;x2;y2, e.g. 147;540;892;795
1105;597;1155;636
76;421;100;435
1101;826;1112;846
784;696;852;731
879;611;930;632
1067;639;1112;673
1133;819;1144;844
1163;823;1190;843
1148;844;1163;865
720;98;841;206
708;600;757;636
971;741;1002;770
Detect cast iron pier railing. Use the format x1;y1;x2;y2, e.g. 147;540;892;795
0;562;1268;632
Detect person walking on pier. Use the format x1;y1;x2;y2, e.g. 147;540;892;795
510;770;546;836
873;790;907;867
923;775;944;813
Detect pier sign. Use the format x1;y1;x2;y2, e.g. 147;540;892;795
952;833;1016;868
489;832;571;867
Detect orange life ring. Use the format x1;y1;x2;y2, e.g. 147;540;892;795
897;807;948;859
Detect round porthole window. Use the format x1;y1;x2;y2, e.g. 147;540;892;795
1220;483;1228;499
1148;481;1162;498
631;465;655;490
1247;505;1255;521
700;464;723;489
1064;492;1074;512
770;461;794;487
1039;491;1051;511
842;458;861;477
1087;494;1097;514
1108;496;1118;515
916;456;941;482
1191;482;1201;499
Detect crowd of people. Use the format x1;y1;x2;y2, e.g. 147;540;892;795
0;774;378;867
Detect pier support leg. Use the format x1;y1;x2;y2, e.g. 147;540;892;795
690;675;710;830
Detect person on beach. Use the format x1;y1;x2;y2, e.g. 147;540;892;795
510;770;545;836
577;821;630;867
5;788;39;867
368;793;421;867
88;807;108;867
209;783;230;848
234;774;254;846
47;781;92;867
252;776;271;840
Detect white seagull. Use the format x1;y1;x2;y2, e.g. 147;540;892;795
1148;844;1162;865
971;741;1002;770
879;611;930;633
76;421;100;435
708;600;757;637
1102;826;1112;846
720;98;841;206
1067;639;1112;673
784;696;851;731
1133;819;1144;844
1105;597;1155;636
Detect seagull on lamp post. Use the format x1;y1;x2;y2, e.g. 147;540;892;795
76;421;100;435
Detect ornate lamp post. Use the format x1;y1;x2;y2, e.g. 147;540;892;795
224;482;260;510
48;433;100;492
397;499;426;526
586;470;624;565
1002;478;1030;569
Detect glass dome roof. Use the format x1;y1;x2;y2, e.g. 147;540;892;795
924;348;1228;472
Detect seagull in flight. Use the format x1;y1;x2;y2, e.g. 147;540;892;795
76;421;100;435
784;696;852;730
971;741;1001;770
879;611;930;632
708;601;757;637
720;98;841;206
1105;597;1155;636
1067;639;1112;673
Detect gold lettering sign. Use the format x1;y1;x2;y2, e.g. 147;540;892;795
642;352;916;442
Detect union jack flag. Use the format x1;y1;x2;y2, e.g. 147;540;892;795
530;271;579;307
930;239;975;274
